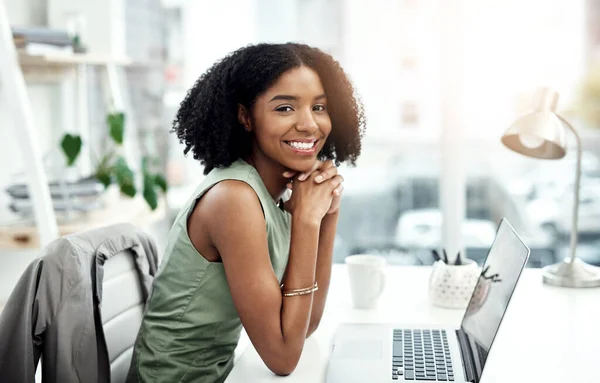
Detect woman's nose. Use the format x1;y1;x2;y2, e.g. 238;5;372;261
295;110;318;134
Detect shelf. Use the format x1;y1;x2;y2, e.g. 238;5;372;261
18;52;132;82
19;52;132;66
0;190;166;250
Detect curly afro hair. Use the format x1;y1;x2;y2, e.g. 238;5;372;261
172;42;366;174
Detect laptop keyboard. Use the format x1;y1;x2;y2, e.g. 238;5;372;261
392;329;455;381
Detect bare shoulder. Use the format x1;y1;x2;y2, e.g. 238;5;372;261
201;179;261;212
191;180;265;242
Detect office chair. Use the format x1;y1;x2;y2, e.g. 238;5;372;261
0;223;159;383
101;244;154;382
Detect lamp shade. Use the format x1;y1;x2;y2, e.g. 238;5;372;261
501;87;567;159
501;112;567;159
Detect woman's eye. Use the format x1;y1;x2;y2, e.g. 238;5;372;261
276;105;294;112
313;104;326;112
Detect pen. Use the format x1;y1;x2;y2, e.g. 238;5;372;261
431;249;441;262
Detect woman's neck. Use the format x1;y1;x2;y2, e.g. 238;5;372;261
245;152;288;202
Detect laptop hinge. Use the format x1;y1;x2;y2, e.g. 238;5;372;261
456;329;477;383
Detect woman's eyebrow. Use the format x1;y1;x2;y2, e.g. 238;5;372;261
269;94;327;102
269;94;297;102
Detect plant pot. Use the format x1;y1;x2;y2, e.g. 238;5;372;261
428;259;480;309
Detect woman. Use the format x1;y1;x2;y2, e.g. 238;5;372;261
127;42;365;382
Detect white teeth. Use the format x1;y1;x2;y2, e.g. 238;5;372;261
288;141;315;150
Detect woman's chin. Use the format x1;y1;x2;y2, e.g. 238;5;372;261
284;158;318;173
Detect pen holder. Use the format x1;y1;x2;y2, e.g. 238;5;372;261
428;259;479;309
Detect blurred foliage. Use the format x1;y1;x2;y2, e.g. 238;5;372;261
60;112;167;210
108;112;125;144
60;133;82;166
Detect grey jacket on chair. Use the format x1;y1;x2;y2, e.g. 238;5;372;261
0;223;159;383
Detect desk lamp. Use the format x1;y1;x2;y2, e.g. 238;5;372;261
501;87;600;287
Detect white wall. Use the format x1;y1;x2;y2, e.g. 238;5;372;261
182;0;258;86
256;0;297;44
462;0;587;139
177;0;259;183
47;0;126;57
4;0;47;25
340;0;401;143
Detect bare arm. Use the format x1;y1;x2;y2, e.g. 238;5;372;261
306;210;338;337
198;177;338;375
284;160;342;338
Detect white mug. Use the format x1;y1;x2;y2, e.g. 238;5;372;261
345;255;386;309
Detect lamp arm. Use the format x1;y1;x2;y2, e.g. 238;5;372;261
556;114;581;263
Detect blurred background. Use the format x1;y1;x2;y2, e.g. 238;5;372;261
1;0;600;304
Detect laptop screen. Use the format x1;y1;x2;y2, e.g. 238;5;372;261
460;218;530;376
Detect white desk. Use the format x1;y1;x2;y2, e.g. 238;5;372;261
226;264;600;383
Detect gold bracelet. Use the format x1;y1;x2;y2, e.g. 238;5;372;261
281;282;319;297
280;281;318;292
283;284;317;294
282;284;319;297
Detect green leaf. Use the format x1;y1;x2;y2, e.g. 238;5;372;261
143;173;158;210
113;157;136;197
94;153;114;188
113;157;133;182
154;174;168;193
107;112;125;144
60;134;82;166
120;182;137;197
96;169;112;188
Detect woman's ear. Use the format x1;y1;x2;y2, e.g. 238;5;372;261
237;104;252;132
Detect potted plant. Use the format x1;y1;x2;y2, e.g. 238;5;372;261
60;111;167;211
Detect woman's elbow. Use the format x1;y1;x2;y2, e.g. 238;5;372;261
272;367;294;377
268;359;298;376
265;348;301;376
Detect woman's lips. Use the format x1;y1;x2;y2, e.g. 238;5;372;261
284;139;319;155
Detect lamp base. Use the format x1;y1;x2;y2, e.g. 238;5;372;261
542;258;600;288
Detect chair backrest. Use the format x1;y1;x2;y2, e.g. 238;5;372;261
0;223;157;383
101;249;147;383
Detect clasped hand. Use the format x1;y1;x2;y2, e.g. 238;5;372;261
282;160;344;220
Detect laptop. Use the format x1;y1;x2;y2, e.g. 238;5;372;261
326;218;530;383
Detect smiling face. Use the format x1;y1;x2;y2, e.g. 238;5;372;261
243;66;332;173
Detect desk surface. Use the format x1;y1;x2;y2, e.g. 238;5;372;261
226;265;600;383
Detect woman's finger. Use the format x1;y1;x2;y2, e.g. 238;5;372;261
327;174;344;190
321;159;335;170
297;160;323;181
314;166;339;183
283;170;296;178
333;183;344;196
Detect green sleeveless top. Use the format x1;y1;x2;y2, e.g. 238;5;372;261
128;160;291;383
